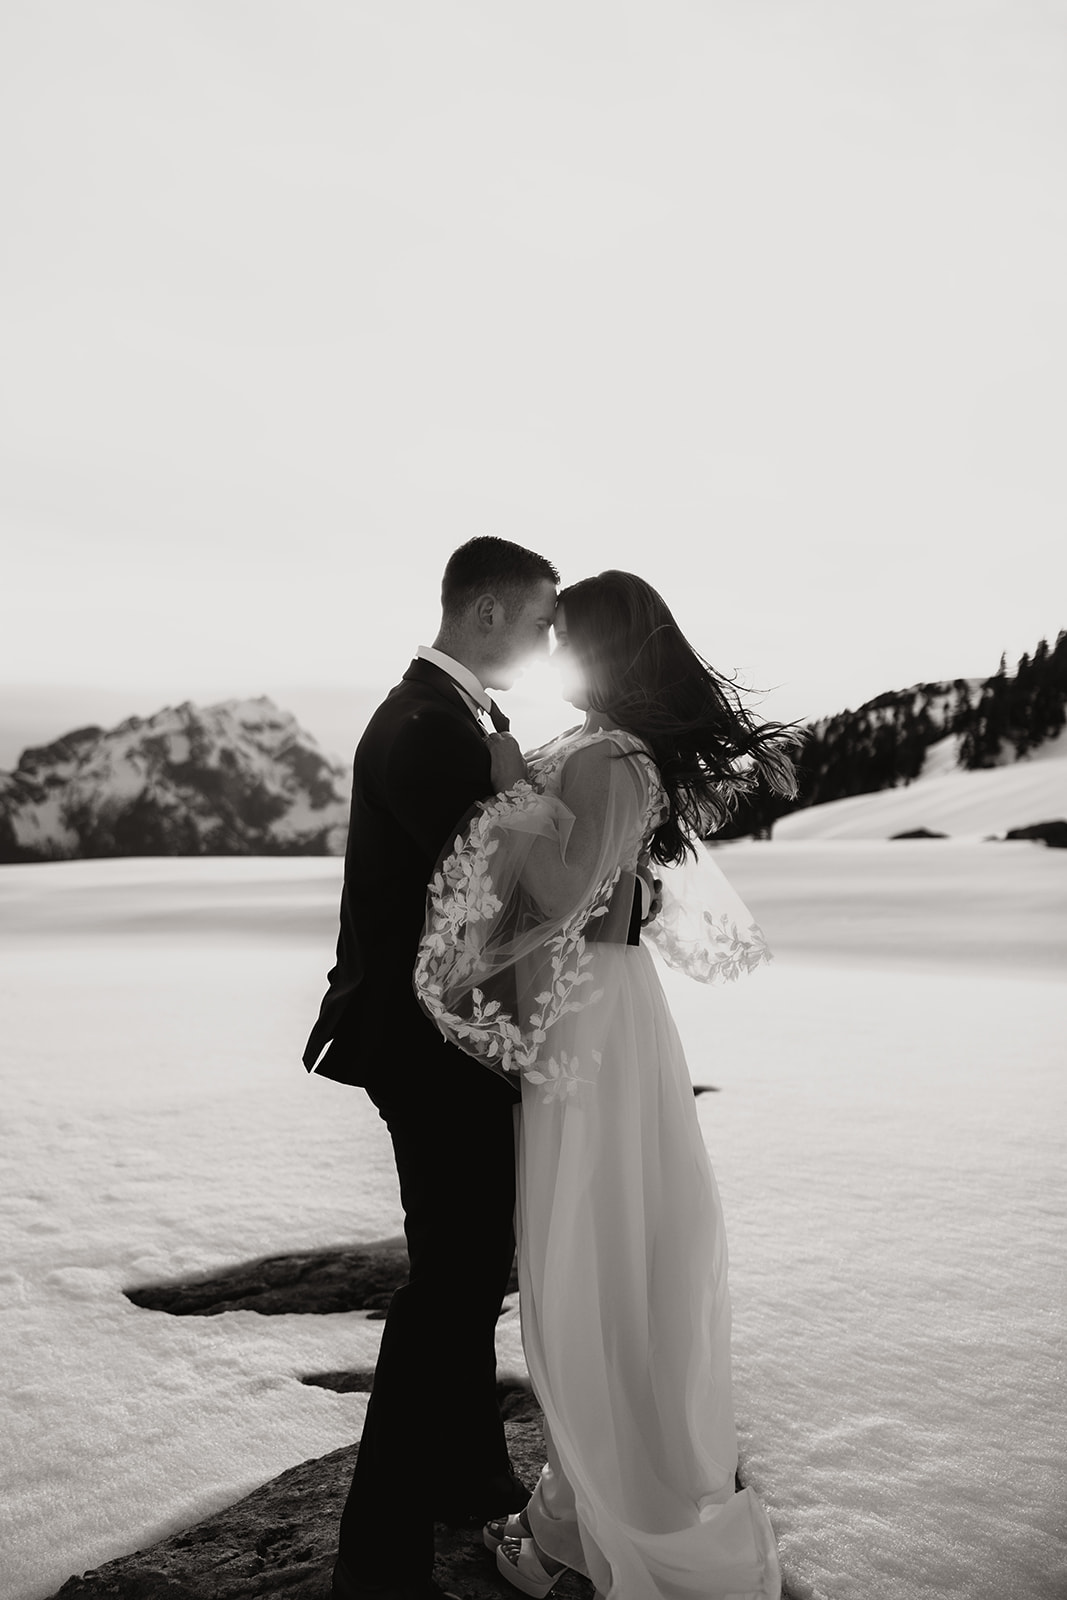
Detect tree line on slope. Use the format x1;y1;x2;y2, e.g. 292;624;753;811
718;628;1067;840
956;633;1067;767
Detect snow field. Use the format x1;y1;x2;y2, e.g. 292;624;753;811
0;937;407;1598
660;959;1065;1600
1;852;1064;1600
716;838;1067;976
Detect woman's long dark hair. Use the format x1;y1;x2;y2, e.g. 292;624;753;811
559;571;799;866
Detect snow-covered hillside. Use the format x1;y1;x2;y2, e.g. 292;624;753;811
775;727;1067;840
0;698;350;862
732;634;1067;841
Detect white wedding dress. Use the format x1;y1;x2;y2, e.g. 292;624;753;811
416;727;782;1600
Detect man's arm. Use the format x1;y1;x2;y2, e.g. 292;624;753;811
384;707;492;862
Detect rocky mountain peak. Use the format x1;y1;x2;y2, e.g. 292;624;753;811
0;697;351;863
16;724;107;777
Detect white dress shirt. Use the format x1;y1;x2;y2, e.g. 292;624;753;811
416;644;493;728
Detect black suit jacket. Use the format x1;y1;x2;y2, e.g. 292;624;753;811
303;658;496;1087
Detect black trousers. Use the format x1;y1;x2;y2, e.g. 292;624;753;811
336;1037;521;1586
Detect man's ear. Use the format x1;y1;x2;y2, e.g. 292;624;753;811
473;593;500;631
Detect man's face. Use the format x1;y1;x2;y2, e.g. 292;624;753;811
483;578;558;689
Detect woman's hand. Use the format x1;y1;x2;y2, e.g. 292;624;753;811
488;732;528;791
637;851;663;925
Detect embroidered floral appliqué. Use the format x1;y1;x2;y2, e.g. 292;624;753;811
416;732;661;1100
645;906;772;983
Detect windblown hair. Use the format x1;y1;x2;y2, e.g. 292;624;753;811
559;571;800;866
442;537;559;620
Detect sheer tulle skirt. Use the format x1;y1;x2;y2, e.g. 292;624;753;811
515;945;781;1600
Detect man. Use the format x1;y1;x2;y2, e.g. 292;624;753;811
304;537;560;1600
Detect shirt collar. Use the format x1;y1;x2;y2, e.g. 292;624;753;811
416;645;491;714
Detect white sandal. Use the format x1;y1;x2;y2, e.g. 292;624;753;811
482;1509;531;1552
496;1532;571;1597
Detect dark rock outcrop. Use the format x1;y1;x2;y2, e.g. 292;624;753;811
63;1243;788;1599
49;1407;596;1599
125;1240;519;1321
1003;819;1067;848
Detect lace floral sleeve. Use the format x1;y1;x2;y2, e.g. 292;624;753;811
643;845;773;982
414;730;657;1092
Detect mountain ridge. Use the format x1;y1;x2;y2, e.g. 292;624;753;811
4;630;1064;860
0;697;350;864
718;629;1067;840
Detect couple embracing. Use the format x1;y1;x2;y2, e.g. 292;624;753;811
304;538;795;1600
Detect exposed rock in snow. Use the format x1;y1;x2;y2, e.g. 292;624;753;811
122;1238;520;1319
48;1408;562;1600
1004;819;1067;848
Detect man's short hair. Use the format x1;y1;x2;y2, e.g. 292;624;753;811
441;537;559;619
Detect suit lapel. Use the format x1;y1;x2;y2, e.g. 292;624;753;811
402;657;489;739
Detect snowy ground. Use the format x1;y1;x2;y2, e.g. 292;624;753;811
1;848;1065;1600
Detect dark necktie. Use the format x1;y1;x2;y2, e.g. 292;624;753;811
487;699;510;734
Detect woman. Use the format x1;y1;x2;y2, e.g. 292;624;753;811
415;572;796;1600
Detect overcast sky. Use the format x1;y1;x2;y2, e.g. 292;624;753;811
2;0;1065;752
